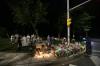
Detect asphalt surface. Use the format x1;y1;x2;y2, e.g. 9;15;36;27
69;38;100;66
91;38;100;56
0;38;100;66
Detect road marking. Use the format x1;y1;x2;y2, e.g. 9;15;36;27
69;64;77;66
92;50;100;53
90;56;100;66
0;52;28;65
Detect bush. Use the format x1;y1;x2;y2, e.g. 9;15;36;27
0;27;7;38
0;37;10;50
52;40;62;45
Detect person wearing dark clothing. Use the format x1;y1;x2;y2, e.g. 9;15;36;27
86;37;92;55
17;36;22;51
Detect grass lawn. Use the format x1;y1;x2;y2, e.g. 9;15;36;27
0;37;34;52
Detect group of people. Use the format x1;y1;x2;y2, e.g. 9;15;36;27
10;34;90;56
9;34;69;52
10;34;42;50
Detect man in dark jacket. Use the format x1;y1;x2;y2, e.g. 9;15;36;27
86;37;92;55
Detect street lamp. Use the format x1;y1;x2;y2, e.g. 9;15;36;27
67;0;91;45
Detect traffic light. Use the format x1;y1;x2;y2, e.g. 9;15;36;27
67;18;71;27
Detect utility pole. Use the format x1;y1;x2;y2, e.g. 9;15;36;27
67;0;71;45
66;0;91;45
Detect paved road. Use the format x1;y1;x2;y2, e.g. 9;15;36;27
0;53;99;66
0;38;100;66
0;52;81;66
91;38;100;56
67;38;100;66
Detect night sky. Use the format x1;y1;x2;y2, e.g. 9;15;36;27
70;0;100;38
0;0;100;38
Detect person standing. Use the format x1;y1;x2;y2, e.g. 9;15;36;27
26;34;31;46
15;34;19;44
17;35;22;51
47;35;51;46
10;34;15;49
21;35;27;47
86;37;92;55
10;34;15;44
15;34;19;50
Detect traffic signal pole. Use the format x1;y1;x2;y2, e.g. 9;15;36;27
67;0;91;45
67;0;70;45
69;0;91;11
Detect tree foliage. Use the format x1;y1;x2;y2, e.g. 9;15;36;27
57;12;66;37
73;12;94;33
8;0;47;34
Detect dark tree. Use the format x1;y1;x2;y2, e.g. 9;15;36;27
73;12;94;38
8;0;47;34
